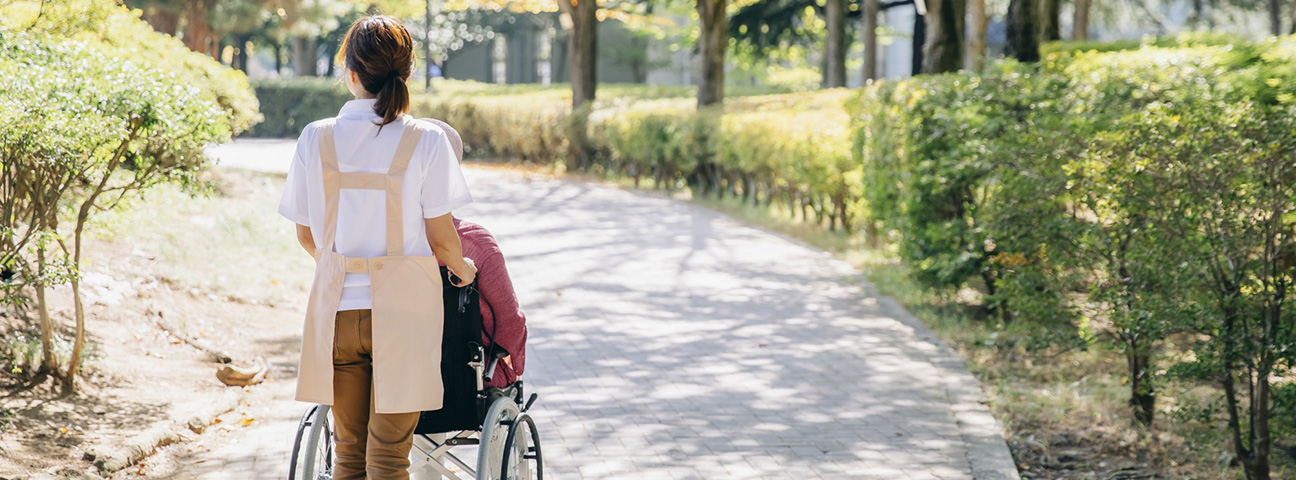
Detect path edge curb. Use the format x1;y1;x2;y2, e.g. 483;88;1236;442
854;274;1022;480
86;390;245;473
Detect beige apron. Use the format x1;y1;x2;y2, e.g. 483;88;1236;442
295;120;445;414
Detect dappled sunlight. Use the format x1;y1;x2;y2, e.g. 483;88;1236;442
455;169;985;478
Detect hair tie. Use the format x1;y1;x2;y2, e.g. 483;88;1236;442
387;70;401;82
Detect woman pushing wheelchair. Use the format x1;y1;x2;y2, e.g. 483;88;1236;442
278;14;531;480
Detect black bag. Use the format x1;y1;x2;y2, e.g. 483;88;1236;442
414;267;484;434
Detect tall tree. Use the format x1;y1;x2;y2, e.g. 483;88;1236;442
1267;0;1281;34
556;0;597;108
824;0;846;87
965;0;986;69
426;0;434;90
1004;0;1037;62
1072;0;1089;39
921;0;963;73
862;0;878;81
697;0;726;107
910;0;925;75
1036;0;1059;43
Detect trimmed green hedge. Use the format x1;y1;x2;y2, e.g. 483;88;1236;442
408;90;857;229
245;78;353;138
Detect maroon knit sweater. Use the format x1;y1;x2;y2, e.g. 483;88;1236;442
451;218;527;388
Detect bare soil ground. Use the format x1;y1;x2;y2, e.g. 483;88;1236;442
0;170;309;479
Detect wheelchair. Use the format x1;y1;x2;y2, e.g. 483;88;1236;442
288;267;543;480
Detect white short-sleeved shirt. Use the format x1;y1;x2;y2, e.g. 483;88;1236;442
278;99;473;311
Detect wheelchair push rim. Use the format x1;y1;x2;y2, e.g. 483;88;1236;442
289;404;333;480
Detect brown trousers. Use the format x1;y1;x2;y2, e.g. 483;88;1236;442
332;309;420;480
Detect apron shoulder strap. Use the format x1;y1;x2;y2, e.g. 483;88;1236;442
382;121;426;256
388;120;427;176
317;121;342;252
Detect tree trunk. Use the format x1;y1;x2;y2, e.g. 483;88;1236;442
36;248;57;376
697;0;728;107
966;0;987;70
1225;371;1273;480
630;35;648;83
1004;0;1039;62
233;34;250;72
825;0;848;88
274;43;284;75
1127;348;1155;426
182;0;213;56
551;36;569;83
1246;373;1272;480
1267;0;1281;35
326;42;337;77
1290;0;1296;34
1037;0;1060;44
292;36;320;77
61;208;93;394
143;8;181;36
558;0;597;108
1073;0;1090;39
426;0;434;92
922;0;965;74
911;11;925;75
863;0;879;81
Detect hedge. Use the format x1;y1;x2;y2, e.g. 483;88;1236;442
246;78;353;138
849;38;1296;478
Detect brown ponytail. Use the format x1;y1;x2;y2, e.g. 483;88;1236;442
338;15;414;131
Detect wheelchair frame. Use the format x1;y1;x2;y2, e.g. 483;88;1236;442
288;276;542;480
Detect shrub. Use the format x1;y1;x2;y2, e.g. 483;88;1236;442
1;0;261;134
245;78;353;138
850;36;1296;479
0;31;229;391
412;94;572;162
588;99;698;187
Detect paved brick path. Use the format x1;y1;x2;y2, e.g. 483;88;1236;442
457;170;1017;480
169;147;1018;479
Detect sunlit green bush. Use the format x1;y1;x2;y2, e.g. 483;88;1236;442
1;0;261;134
0;30;230;388
850;37;1296;477
412;94;572;162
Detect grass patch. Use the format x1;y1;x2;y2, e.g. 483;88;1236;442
86;170;313;306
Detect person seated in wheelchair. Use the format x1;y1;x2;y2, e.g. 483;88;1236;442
449;216;527;389
419;117;526;391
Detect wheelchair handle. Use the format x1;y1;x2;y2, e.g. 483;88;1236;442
458;285;472;313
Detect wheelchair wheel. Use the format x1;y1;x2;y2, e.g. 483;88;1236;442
289;404;333;480
501;413;543;480
477;397;520;480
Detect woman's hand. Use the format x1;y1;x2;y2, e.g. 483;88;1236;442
426;213;475;286
448;257;477;287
